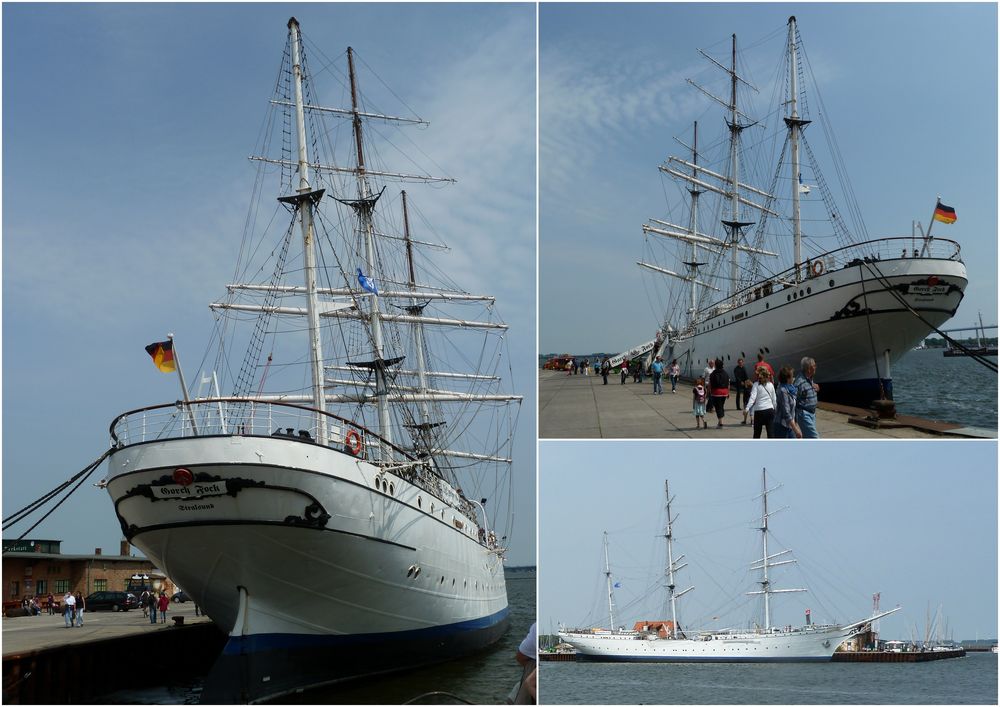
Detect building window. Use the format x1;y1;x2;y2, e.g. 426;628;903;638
10;581;19;598
48;565;61;575
35;580;47;595
54;580;69;594
94;579;107;592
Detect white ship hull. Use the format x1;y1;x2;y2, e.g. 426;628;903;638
664;255;966;402
106;432;508;701
559;624;861;662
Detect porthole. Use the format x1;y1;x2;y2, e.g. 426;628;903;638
828;279;835;287
799;289;804;297
440;576;445;584
765;303;770;309
431;503;435;513
417;497;422;508
407;565;415;578
806;287;811;295
373;477;379;489
787;295;791;302
764;347;770;353
389;483;395;494
792;292;798;299
414;567;421;578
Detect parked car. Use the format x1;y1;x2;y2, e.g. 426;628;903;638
84;591;139;612
171;590;190;603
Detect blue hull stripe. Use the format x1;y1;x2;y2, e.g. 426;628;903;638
222;606;510;655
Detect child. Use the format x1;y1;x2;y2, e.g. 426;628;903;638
692;377;708;429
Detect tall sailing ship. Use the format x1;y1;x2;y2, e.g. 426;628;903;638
102;18;520;703
637;17;967;403
559;470;900;661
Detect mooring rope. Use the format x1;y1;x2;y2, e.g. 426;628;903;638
2;448;113;537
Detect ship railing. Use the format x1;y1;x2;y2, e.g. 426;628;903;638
109;398;417;467
701;236;962;317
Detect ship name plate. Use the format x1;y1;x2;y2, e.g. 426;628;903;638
151;482;227;500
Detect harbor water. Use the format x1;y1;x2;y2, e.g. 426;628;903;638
97;567;535;705
889;348;997;430
540;652;998;704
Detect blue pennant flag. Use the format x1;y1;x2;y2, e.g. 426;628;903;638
613;582;622;588
357;267;378;295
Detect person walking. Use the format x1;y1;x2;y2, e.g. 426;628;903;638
582;358;589;376
74;592;86;627
773;365;803;438
692;377;708;429
744;368;776;438
601;358;610;385
669;359;680;393
140;590;150;618
148;590;158;624
620;361;628;384
47;592;55;615
158;592;170;624
63;591;76;628
651;356;664;395
708;358;730;428
733;358;749;411
754;353;774;382
794;357;820;438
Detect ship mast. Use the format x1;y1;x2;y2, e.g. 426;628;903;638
686;124;702;325
402;190;438;461
347;46;394;448
603;531;618;631
287;17;328;444
749;468;805;630
717;34;759;300
663;480;693;638
786;16;810;284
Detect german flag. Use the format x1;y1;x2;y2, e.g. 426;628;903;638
933;201;957;224
145;340;176;373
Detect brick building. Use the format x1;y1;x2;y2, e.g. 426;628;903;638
2;538;174;610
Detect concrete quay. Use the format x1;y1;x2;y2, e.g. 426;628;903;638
539;370;987;439
3;603;223;704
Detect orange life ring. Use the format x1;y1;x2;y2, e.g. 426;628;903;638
345;429;363;456
811;259;824;277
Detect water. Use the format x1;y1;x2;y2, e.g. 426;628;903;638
540;653;998;704
889;349;997;430
100;568;535;705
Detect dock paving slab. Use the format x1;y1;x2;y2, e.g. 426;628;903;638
539;370;979;439
2;602;214;657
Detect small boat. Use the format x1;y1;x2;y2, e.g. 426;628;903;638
559;470;900;662
103;17;520;703
943;312;998;356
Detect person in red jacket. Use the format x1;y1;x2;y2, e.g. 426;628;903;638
157;592;170;624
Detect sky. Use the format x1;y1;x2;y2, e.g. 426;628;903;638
539;2;998;355
538;441;998;642
2;3;537;566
